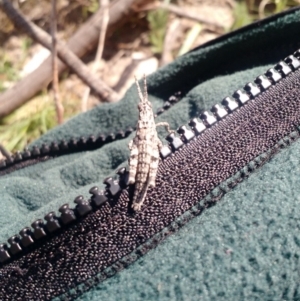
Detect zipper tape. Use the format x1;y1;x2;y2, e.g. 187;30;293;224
56;127;300;301
0;49;300;300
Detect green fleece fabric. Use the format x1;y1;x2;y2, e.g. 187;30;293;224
1;8;300;301
0;65;269;242
78;139;300;301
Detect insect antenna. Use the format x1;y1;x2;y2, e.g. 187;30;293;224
134;76;144;103
143;74;148;102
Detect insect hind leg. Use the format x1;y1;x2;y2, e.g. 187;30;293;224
128;139;139;184
148;148;160;187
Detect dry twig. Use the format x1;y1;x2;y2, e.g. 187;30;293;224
81;0;110;112
258;0;271;19
0;0;139;118
0;0;118;102
0;144;10;159
140;2;225;33
51;0;64;124
161;18;181;66
160;3;224;32
178;23;202;56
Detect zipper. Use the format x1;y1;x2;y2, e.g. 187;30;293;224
1;37;300;177
0;49;300;300
0;92;182;176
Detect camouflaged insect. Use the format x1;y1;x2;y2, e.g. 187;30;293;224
128;75;173;211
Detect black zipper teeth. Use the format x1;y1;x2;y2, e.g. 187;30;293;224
1;50;300;301
0;49;299;268
159;51;300;158
0;92;182;175
57;128;300;301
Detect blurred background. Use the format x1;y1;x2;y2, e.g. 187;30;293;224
0;0;299;154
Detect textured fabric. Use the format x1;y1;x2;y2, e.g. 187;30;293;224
77;138;300;301
0;7;300;301
0;65;269;242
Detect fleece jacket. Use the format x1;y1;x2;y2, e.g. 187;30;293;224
1;7;300;301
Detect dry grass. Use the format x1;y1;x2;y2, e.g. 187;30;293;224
0;0;299;151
